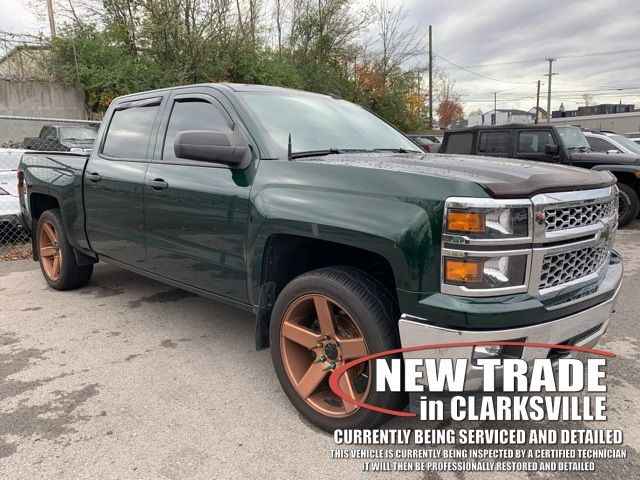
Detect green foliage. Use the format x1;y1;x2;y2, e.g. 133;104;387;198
47;0;427;132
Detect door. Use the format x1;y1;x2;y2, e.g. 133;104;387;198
144;91;253;302
514;129;560;163
84;97;163;267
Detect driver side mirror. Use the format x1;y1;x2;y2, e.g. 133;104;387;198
544;144;559;155
606;149;619;154
174;130;251;168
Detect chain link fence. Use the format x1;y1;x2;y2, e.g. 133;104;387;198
0;116;101;259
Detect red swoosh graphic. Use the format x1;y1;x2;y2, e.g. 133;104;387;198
328;341;615;417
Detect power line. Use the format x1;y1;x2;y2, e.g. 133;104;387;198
433;52;532;84
461;47;640;68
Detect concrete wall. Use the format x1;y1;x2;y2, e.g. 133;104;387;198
0;80;87;144
550;111;640;134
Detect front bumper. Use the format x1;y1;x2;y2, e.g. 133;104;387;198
398;260;622;392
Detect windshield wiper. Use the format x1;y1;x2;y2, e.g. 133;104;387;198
289;148;345;159
289;147;420;160
289;148;382;159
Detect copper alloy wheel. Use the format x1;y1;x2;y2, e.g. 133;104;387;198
39;220;62;281
280;294;371;417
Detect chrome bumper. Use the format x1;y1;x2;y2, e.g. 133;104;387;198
399;262;622;391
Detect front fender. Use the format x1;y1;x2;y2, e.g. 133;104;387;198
247;186;442;302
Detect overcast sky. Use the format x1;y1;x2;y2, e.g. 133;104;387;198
2;0;639;114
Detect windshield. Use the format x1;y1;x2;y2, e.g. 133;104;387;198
611;134;640;154
241;92;421;155
556;126;590;149
60;127;97;141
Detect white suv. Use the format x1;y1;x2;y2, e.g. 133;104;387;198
584;130;640;155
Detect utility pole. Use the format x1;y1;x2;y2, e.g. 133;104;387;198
47;0;56;37
428;25;433;130
535;80;541;124
544;58;557;124
493;92;497;125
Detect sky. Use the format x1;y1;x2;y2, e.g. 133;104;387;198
1;0;639;115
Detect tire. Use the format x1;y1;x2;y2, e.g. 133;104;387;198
36;209;93;290
617;182;639;228
270;266;404;431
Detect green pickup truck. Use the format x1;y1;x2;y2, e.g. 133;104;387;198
18;84;623;430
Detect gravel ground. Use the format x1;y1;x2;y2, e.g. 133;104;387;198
0;221;639;479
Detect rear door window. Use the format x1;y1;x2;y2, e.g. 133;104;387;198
102;104;160;159
445;133;473;154
478;132;510;154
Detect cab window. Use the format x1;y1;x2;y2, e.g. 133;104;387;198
517;131;556;154
162;99;232;162
446;133;473;154
478;131;510;154
103;104;159;159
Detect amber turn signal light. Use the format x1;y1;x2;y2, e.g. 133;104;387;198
447;210;486;233
444;258;483;284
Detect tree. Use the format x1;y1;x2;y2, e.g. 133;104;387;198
582;93;596;106
435;73;464;127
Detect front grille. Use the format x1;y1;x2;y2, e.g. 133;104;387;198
539;241;611;290
544;197;617;232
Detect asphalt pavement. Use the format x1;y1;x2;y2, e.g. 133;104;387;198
0;221;639;479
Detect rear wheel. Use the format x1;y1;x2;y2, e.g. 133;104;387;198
270;266;403;431
617;182;639;228
37;209;93;290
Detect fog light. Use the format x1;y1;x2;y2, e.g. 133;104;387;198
474;345;504;358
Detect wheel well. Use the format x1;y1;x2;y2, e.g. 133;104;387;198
254;234;400;350
613;172;640;193
30;193;60;219
262;234;398;300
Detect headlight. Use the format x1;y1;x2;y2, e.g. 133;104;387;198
446;207;529;239
443;254;528;289
442;197;532;297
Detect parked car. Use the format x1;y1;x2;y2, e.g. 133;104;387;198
584;130;640;155
0;148;26;231
23;125;98;152
440;124;640;227
622;132;640;139
19;84;622;431
407;134;438;152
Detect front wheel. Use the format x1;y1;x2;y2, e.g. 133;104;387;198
618;182;639;228
37;209;93;290
270;266;404;431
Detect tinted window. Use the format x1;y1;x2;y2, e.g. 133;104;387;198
103;105;159;158
446;133;474;154
588;136;619;153
517;131;556;154
478;132;510;154
163;99;231;161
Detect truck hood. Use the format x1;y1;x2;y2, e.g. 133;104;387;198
301;152;615;198
569;150;640;166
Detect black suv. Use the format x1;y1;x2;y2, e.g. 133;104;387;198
440;124;640;227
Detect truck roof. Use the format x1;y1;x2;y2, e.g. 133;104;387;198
112;83;335;103
446;124;563;133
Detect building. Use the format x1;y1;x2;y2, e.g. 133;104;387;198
467;109;535;126
552;103;635;119
528;106;548;123
550;111;640;134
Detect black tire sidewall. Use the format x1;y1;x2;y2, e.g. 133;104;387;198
37;209;91;289
618;183;639;228
270;269;402;431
